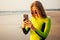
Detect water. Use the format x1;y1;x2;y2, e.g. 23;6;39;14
0;11;31;40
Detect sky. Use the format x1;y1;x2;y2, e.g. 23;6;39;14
0;0;59;11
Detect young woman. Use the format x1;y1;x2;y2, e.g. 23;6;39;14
22;1;51;40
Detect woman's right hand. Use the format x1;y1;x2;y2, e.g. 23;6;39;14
23;18;31;28
22;18;29;28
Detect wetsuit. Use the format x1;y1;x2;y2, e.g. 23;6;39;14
22;17;51;40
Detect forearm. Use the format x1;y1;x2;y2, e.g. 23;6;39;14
30;24;47;38
35;23;51;38
35;29;47;39
22;28;30;34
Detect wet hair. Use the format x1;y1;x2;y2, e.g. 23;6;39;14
30;1;47;18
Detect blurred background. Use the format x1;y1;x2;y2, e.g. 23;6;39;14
0;0;60;40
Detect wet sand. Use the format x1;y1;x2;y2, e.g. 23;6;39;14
46;11;60;40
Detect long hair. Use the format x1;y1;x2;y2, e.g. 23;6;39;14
30;1;47;18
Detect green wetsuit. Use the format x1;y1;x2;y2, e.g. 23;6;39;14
22;17;51;40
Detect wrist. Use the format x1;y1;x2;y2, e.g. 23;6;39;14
31;25;36;31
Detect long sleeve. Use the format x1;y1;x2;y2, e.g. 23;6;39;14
22;27;30;34
35;18;51;39
22;22;30;34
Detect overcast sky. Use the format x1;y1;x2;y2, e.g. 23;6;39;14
0;0;59;11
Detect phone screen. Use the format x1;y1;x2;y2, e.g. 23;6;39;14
23;14;28;21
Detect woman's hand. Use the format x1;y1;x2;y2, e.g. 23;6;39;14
23;18;36;31
23;19;31;28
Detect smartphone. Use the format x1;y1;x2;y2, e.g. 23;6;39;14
23;14;29;21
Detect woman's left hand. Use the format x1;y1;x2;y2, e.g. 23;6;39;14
24;20;36;31
28;21;36;31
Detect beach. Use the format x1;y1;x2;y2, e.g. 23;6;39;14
0;11;60;40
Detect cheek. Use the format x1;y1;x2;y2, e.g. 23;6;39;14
34;11;39;17
31;11;35;16
31;12;34;17
32;12;37;17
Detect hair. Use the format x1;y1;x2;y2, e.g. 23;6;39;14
30;1;47;18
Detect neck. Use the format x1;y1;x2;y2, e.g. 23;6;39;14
32;16;42;20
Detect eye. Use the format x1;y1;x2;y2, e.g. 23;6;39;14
35;10;37;14
32;12;33;14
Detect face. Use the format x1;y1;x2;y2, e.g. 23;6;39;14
31;6;40;18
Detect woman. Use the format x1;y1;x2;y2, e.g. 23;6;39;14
22;1;51;40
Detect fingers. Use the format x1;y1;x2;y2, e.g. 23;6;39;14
23;20;31;27
22;18;30;28
24;20;30;26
